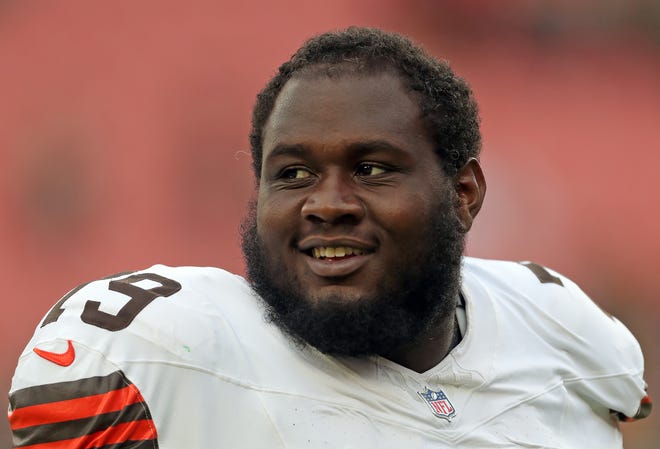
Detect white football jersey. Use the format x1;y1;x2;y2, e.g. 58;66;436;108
8;258;650;448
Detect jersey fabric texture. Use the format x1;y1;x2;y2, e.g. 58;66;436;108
8;258;650;448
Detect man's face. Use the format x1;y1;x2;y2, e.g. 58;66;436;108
243;71;466;355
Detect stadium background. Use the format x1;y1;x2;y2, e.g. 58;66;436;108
1;1;658;446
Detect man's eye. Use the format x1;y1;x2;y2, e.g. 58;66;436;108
355;163;387;176
281;168;312;180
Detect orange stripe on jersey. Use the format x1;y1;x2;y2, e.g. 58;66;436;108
632;394;652;420
13;419;156;449
616;394;653;422
9;384;144;430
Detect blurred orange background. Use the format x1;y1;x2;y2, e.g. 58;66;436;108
1;1;658;446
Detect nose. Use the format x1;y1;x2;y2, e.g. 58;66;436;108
301;172;365;225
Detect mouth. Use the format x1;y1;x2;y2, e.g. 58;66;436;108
308;246;368;260
299;242;374;278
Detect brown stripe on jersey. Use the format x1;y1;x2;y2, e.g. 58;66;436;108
12;402;149;447
12;420;156;449
92;439;157;449
11;384;145;429
9;371;158;449
10;371;130;410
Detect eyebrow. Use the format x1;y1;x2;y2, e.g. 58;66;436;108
265;139;411;162
264;143;308;161
346;140;410;157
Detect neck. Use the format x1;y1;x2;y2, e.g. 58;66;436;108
383;312;459;373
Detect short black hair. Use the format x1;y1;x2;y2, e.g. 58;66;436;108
249;26;481;178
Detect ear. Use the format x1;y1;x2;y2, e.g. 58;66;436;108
453;158;486;232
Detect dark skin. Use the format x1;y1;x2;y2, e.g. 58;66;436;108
383;158;485;372
256;71;486;372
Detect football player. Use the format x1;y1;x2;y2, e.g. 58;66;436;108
8;27;651;448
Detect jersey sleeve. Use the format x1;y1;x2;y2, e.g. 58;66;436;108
7;265;263;449
9;340;158;449
565;277;651;421
525;262;652;422
7;267;185;449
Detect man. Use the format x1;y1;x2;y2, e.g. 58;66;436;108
8;27;651;448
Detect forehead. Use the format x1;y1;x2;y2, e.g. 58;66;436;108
261;72;431;157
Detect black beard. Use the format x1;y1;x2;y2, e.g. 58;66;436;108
241;191;466;357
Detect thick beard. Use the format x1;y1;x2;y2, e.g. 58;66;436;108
241;191;466;357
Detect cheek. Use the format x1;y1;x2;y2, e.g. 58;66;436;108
372;190;438;234
256;194;299;244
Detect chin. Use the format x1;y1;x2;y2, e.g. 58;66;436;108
304;283;371;304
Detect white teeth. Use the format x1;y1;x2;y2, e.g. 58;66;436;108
311;246;365;259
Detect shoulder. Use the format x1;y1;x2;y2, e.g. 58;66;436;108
462;257;567;293
461;257;648;420
40;264;253;325
461;256;630;341
17;265;261;371
462;257;606;322
461;256;646;370
8;265;266;448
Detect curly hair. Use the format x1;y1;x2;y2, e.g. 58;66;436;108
249;26;481;178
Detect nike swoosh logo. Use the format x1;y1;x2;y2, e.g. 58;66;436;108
33;340;76;366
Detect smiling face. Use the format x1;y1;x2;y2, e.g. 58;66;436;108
243;70;473;357
258;71;451;297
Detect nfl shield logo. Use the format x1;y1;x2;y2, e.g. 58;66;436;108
418;388;456;421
